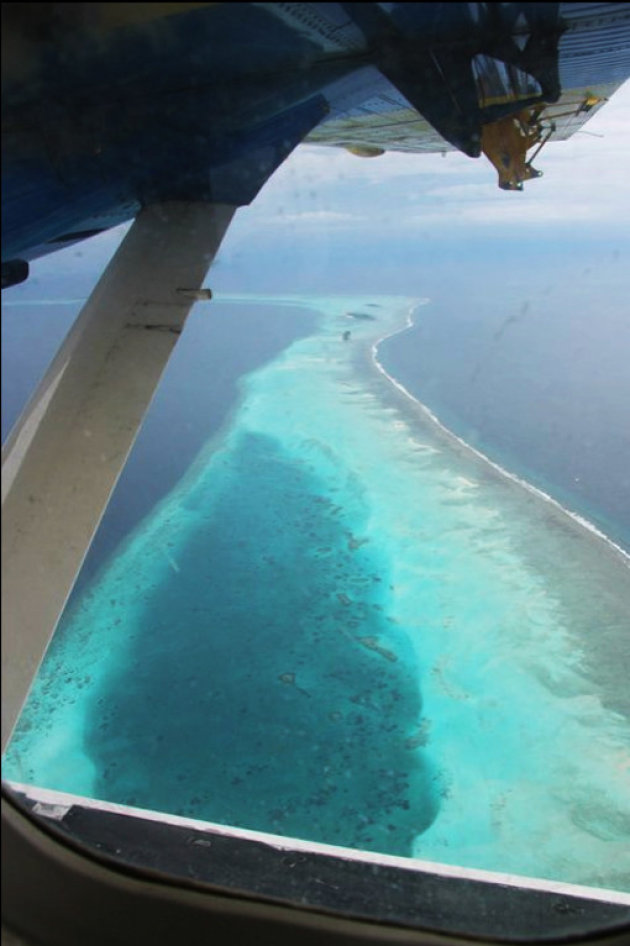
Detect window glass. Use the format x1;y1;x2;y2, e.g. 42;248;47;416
3;42;630;937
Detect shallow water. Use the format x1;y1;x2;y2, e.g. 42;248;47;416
5;293;630;891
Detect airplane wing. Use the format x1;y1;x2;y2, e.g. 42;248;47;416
305;3;630;153
3;2;630;284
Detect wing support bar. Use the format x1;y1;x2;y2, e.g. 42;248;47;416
1;201;235;751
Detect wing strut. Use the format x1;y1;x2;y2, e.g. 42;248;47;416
1;201;235;751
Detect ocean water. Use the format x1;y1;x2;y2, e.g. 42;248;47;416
2;298;318;588
5;293;630;892
377;264;630;552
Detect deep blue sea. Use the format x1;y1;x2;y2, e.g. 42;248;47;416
377;263;630;552
3;246;630;891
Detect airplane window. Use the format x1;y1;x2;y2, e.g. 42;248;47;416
2;4;630;943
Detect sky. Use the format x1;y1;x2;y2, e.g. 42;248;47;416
238;79;630;237
17;79;630;287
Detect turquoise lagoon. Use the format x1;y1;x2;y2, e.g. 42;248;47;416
5;294;630;892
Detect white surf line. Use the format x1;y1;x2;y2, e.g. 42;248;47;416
371;303;630;567
6;781;630;905
213;290;628;563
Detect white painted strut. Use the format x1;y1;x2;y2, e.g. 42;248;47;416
1;202;236;751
